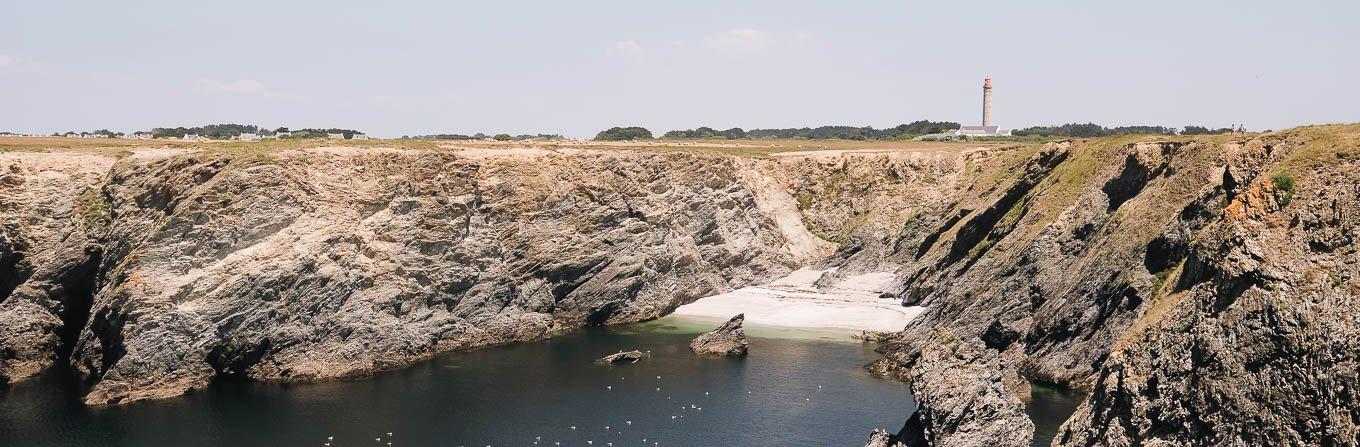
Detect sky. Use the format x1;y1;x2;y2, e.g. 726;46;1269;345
2;0;1357;138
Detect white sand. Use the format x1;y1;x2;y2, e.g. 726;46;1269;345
673;267;925;333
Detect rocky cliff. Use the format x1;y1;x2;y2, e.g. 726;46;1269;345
1;146;860;403
3;125;1357;445
2;143;962;405
851;125;1359;445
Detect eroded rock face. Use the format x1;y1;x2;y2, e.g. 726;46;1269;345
690;313;749;356
846;125;1360;445
1056;152;1360;445
2;148;834;404
0;152;113;384
867;330;1033;447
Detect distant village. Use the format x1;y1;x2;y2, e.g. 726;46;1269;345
0;127;371;141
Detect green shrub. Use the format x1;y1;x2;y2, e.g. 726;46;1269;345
1271;170;1296;207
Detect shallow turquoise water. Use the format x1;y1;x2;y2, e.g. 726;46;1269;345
0;319;1080;446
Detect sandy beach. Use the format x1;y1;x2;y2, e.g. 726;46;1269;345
673;267;924;333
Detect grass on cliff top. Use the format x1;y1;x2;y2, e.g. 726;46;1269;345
1273;123;1360;172
1;136;1004;158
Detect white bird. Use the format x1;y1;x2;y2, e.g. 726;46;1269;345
606;386;612;391
626;421;632;426
570;426;576;431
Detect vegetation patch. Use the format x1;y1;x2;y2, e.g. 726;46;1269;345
75;186;112;230
1270;170;1296;207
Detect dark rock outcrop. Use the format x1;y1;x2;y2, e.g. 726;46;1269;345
846;126;1360;445
1056;149;1360;446
864;428;907;447
690;314;749;356
867;330;1033;447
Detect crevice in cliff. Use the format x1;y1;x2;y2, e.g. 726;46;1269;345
206;338;272;379
941;149;1068;269
55;248;103;359
913;209;969;260
0;250;31;304
84;305;127;376
1101;153;1168;213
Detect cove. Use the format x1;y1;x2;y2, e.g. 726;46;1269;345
0;318;1079;446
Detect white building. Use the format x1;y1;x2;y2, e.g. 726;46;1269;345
351;133;370;140
956;125;1011;137
239;133;261;141
327;133;345;139
183;133;202;141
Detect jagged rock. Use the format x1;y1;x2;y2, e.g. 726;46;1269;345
869;329;1033;447
864;428;907;447
690;314;749;356
596;350;646;364
852;330;894;343
847;126;1360;445
1056;153;1360;445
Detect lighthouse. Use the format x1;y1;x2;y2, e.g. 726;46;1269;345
982;76;993;127
956;76;1010;137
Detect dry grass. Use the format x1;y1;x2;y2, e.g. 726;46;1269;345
2;136;999;159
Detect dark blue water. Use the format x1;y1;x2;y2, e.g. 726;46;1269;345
0;319;1080;446
0;321;911;446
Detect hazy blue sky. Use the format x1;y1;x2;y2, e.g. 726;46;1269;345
2;0;1356;137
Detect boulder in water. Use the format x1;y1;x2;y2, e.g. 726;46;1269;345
690;314;749;356
596;350;646;364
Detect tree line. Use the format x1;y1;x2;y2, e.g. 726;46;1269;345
144;124;366;139
404;133;564;141
599;120;962;141
1012;123;1238;137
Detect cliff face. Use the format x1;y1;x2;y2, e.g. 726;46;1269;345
852;125;1360;445
1056;136;1360;445
3;126;1357;444
1;147;857;403
2;144;967;404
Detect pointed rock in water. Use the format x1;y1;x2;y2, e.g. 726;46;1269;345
596;350;646;364
690;314;749;356
863;429;907;447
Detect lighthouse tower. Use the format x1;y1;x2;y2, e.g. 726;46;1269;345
955;76;1010;136
982;76;993;127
